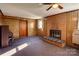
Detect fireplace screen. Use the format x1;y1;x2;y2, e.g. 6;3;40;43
50;30;61;40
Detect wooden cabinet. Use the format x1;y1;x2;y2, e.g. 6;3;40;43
0;25;9;48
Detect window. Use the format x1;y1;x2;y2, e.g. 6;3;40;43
38;20;43;30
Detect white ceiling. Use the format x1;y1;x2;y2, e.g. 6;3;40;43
0;3;79;19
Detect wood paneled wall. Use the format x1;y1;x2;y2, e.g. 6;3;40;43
0;14;37;39
0;10;3;25
66;11;78;46
45;10;78;46
28;19;37;36
3;18;20;38
0;15;2;25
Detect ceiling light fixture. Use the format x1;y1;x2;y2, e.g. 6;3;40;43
42;3;63;11
53;4;58;8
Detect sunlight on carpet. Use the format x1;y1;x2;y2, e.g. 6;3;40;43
0;43;29;56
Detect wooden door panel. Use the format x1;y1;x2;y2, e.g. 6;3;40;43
19;20;28;37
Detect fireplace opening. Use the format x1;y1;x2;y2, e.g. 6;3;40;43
50;29;61;40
